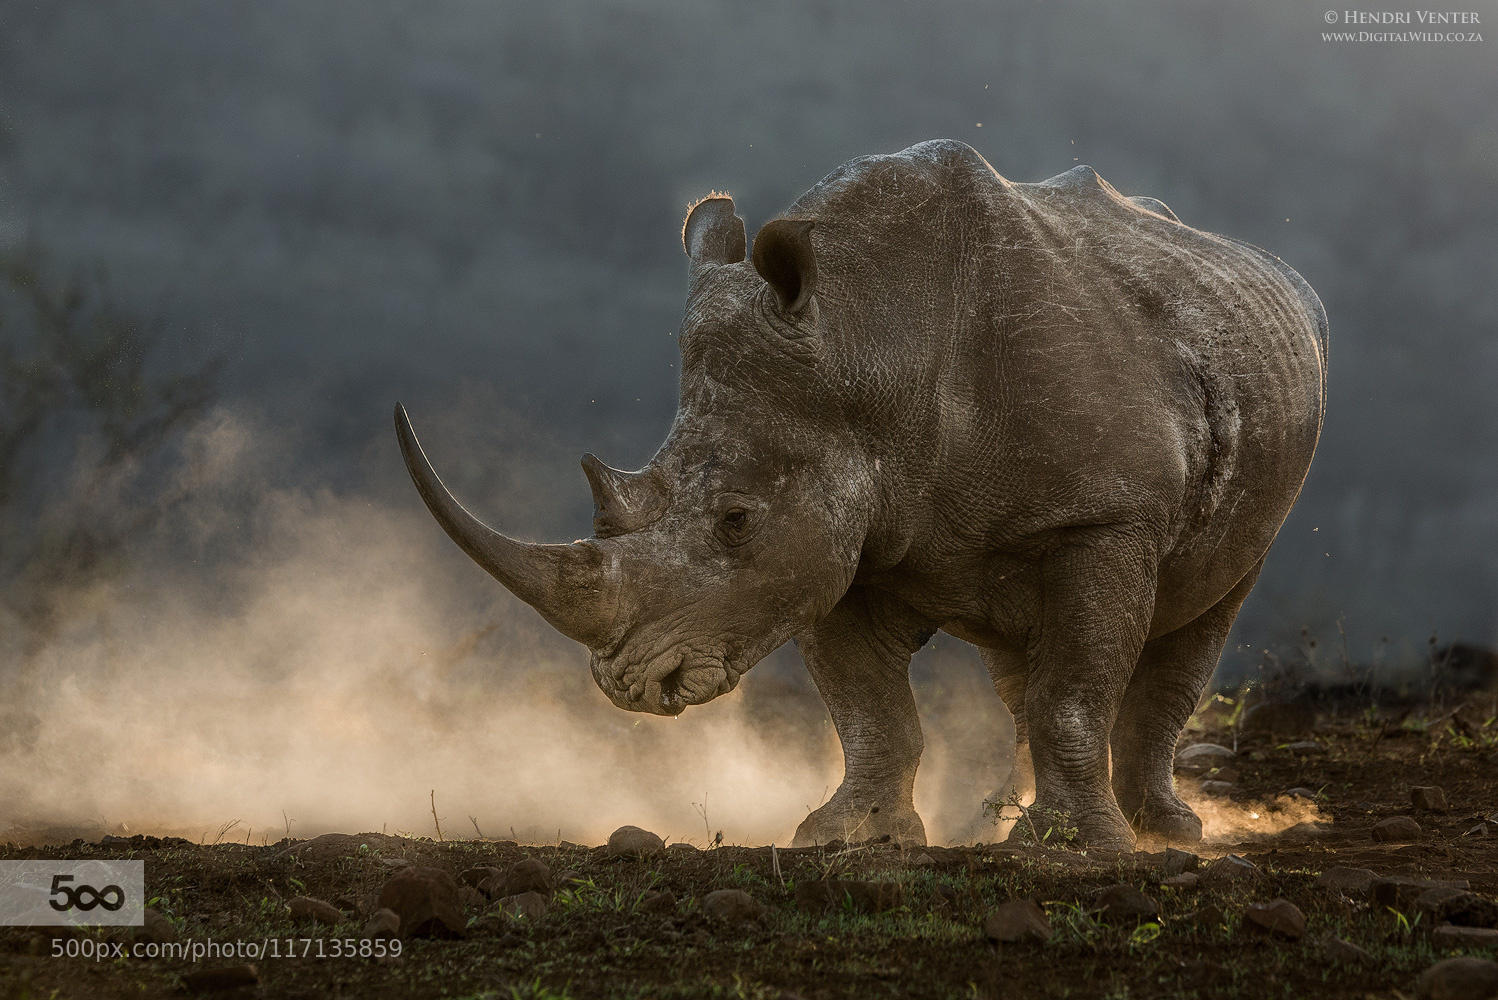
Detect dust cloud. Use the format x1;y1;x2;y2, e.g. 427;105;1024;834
0;405;1016;848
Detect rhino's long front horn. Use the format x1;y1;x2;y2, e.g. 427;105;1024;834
394;404;619;647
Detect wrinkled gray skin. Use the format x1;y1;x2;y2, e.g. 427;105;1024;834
396;140;1327;851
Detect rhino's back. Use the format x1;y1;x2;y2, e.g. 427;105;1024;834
792;140;1327;629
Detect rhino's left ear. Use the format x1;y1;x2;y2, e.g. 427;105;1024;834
752;218;817;314
682;194;746;266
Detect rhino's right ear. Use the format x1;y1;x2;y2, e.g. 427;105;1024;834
682;194;746;266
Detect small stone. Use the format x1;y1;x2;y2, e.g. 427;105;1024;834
1412;786;1450;812
637;890;676;914
1199;780;1237;796
377;866;464;938
1095;884;1158;922
607;825;665;858
702;889;765;925
498;891;547;921
1199;854;1258;889
1417;957;1498;1000
489;857;553;897
1418;888;1476;918
182;964;259;992
983;899;1052;943
133;907;176;945
1241;700;1316;736
1174;743;1236;775
1162;848;1200;876
1162;873;1199;889
1323;936;1373;965
1317;866;1379;897
1372;816;1423;843
794;879;903;914
1374;876;1471;909
363;908;400;939
1432;925;1498;948
460;865;503;889
1185;903;1226;929
287;896;342;926
1245;898;1306;939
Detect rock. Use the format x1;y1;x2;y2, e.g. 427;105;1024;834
983;899;1052;943
702;889;765;925
1284;741;1324;753
1419;888;1477;918
607;825;665;858
1095;884;1158;922
1413;786;1450;812
498;891;548;921
1323;936;1373;965
1244;898;1306;940
1159;847;1200;876
486;857;552;897
1199;854;1258;889
363;908;400;939
287;896;342;926
133;907;176;945
1184;903;1226;930
460;865;503;889
1373;816;1423;842
1317;866;1379;897
1374;876;1472;909
182;964;259;992
910;852;936;867
1438;895;1498;929
1162;873;1199;889
794;879;903;915
1417;957;1498;1000
1432;925;1498;948
1241;700;1316;736
377;866;465;938
1174;743;1236;775
637;890;676;914
1199;780;1237;796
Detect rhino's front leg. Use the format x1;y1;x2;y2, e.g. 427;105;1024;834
791;587;934;848
1021;529;1157;852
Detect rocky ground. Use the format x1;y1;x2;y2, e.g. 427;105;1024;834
6;706;1498;999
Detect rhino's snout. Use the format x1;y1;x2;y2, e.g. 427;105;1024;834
591;645;742;716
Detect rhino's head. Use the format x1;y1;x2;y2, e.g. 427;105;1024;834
397;195;871;715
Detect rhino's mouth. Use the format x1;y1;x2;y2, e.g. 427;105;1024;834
591;640;744;716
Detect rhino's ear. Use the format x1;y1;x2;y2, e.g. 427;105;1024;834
682;194;746;266
752;218;817;314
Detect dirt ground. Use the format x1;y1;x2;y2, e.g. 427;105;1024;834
5;706;1498;1000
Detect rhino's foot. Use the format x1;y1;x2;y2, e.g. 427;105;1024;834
1125;793;1203;844
1006;799;1135;852
792;793;926;848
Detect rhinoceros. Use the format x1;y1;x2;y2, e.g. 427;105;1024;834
395;139;1326;850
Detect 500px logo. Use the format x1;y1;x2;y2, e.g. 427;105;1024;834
47;874;126;913
1;861;144;926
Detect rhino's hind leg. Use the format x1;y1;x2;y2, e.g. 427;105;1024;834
1111;559;1265;843
1021;530;1157;852
792;587;934;848
980;644;1035;803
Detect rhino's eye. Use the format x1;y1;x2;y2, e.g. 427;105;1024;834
716;507;753;547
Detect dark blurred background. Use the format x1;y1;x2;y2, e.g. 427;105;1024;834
2;0;1494;682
